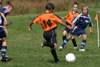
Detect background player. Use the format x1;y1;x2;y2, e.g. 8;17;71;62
28;3;71;63
59;6;92;51
0;2;13;62
0;0;2;51
0;1;12;51
62;2;79;49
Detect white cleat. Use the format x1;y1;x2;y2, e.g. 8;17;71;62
41;40;46;48
79;49;86;52
74;47;78;49
58;46;63;50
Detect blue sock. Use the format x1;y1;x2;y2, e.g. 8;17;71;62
81;40;86;49
1;46;7;58
61;38;69;48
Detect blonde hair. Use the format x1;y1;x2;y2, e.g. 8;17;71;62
82;6;89;13
82;6;88;11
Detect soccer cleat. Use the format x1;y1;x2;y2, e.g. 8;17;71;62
41;40;46;48
0;56;9;62
55;60;60;63
79;49;85;52
58;46;63;50
55;59;60;63
74;47;78;49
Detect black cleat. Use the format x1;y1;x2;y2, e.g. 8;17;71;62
55;59;60;63
55;60;60;63
0;56;9;62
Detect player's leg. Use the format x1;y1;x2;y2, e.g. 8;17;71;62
62;30;67;41
62;26;70;41
51;43;59;63
0;41;2;51
1;39;7;58
50;30;59;63
59;34;73;50
71;36;78;49
0;31;8;62
42;30;59;63
41;31;54;48
79;34;87;51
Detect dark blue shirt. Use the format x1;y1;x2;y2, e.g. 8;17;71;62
72;13;93;29
0;8;9;26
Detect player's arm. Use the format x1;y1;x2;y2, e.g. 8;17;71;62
89;27;92;34
72;13;82;24
53;15;71;29
0;12;7;25
72;13;82;28
59;22;71;29
89;16;93;34
62;12;69;20
28;21;33;31
3;25;8;34
62;16;66;20
28;16;40;31
0;12;9;34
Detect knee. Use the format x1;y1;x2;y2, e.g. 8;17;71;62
71;36;74;39
51;43;57;49
63;31;67;36
0;38;7;41
83;35;87;40
67;35;73;40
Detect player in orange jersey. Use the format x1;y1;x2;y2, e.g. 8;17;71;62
61;2;79;49
28;3;71;63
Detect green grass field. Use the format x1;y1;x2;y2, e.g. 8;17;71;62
0;10;100;67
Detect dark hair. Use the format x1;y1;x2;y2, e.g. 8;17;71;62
45;3;55;10
72;2;79;7
0;2;2;5
5;1;13;8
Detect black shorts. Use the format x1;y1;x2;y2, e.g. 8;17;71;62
64;22;71;33
43;29;57;44
0;27;6;40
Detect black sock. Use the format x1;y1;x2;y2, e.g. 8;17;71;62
0;41;2;50
1;46;7;58
72;38;77;47
63;36;66;41
51;49;59;62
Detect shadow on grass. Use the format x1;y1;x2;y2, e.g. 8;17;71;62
0;57;13;63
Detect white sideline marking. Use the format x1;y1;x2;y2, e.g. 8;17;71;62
76;54;100;57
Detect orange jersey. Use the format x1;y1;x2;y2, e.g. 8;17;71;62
65;11;79;25
32;13;62;31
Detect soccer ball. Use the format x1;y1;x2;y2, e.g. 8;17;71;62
65;53;76;62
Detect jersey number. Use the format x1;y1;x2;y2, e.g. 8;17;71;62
43;19;52;28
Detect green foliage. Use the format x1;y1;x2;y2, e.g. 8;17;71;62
2;0;100;15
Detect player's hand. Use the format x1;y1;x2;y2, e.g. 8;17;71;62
62;17;65;20
4;21;7;25
67;25;71;30
70;24;74;30
28;26;32;31
6;21;12;26
70;26;74;29
89;30;92;34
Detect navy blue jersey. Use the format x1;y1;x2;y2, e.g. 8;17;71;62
72;13;93;29
0;8;9;26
